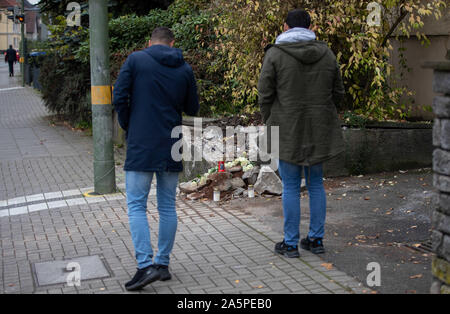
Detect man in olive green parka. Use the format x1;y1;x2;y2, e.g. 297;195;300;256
258;9;345;257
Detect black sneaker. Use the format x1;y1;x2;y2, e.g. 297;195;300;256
275;240;300;258
155;264;172;281
300;237;325;254
125;266;151;290
125;265;161;291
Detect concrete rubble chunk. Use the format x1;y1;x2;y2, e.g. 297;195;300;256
233;187;246;197
230;177;246;189
228;165;243;173
208;172;233;192
242;166;260;185
254;165;282;196
217;180;232;192
179;181;199;194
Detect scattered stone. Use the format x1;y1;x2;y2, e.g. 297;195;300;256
179;181;199;194
187;192;205;201
233;187;245;197
254;165;282;196
217;180;233;192
230;177;246;189
242;166;260;185
208;172;232;182
228;165;243;173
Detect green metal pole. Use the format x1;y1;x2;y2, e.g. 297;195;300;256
21;0;24;87
89;0;116;194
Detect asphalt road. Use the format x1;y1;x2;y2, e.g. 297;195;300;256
225;168;435;294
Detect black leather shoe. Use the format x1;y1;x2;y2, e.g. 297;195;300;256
125;266;150;290
126;265;161;291
155;264;172;281
300;237;325;254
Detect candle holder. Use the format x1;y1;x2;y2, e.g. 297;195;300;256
213;188;220;202
248;185;255;198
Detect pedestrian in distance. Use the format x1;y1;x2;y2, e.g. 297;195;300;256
258;9;345;258
5;45;17;77
113;27;199;291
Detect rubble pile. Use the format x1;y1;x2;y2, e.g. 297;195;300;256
179;157;283;202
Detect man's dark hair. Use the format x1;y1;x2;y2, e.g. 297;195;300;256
151;27;175;45
286;9;311;29
9;45;13;49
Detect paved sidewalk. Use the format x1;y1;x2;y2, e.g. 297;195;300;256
0;64;366;294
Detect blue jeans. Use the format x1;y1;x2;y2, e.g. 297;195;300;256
126;171;179;269
278;160;327;247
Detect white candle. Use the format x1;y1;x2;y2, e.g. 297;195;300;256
248;185;255;198
213;189;220;202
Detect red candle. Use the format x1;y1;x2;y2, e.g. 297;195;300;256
218;161;225;172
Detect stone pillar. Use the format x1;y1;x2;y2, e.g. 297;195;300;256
424;55;450;294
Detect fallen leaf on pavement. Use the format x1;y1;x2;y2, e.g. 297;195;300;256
321;263;333;270
410;274;423;279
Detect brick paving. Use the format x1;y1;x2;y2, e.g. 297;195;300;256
0;64;366;294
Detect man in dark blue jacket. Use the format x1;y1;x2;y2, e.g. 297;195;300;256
5;45;17;77
113;27;199;291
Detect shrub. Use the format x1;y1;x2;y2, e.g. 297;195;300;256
39;53;91;123
213;0;447;120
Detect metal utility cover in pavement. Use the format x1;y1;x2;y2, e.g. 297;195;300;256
34;255;110;286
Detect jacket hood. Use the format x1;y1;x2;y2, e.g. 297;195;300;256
275;27;316;45
145;45;185;68
274;40;329;65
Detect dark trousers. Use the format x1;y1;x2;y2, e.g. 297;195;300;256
8;61;14;76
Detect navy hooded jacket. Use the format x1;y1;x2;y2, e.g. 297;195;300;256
113;45;199;172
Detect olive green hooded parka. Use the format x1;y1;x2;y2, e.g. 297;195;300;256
258;36;345;166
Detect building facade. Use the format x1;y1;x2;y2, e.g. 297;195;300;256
0;0;21;52
390;6;450;120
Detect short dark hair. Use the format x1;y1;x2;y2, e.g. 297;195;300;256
286;9;311;29
151;27;175;45
9;45;13;49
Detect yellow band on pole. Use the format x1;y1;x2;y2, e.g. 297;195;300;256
91;85;112;105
